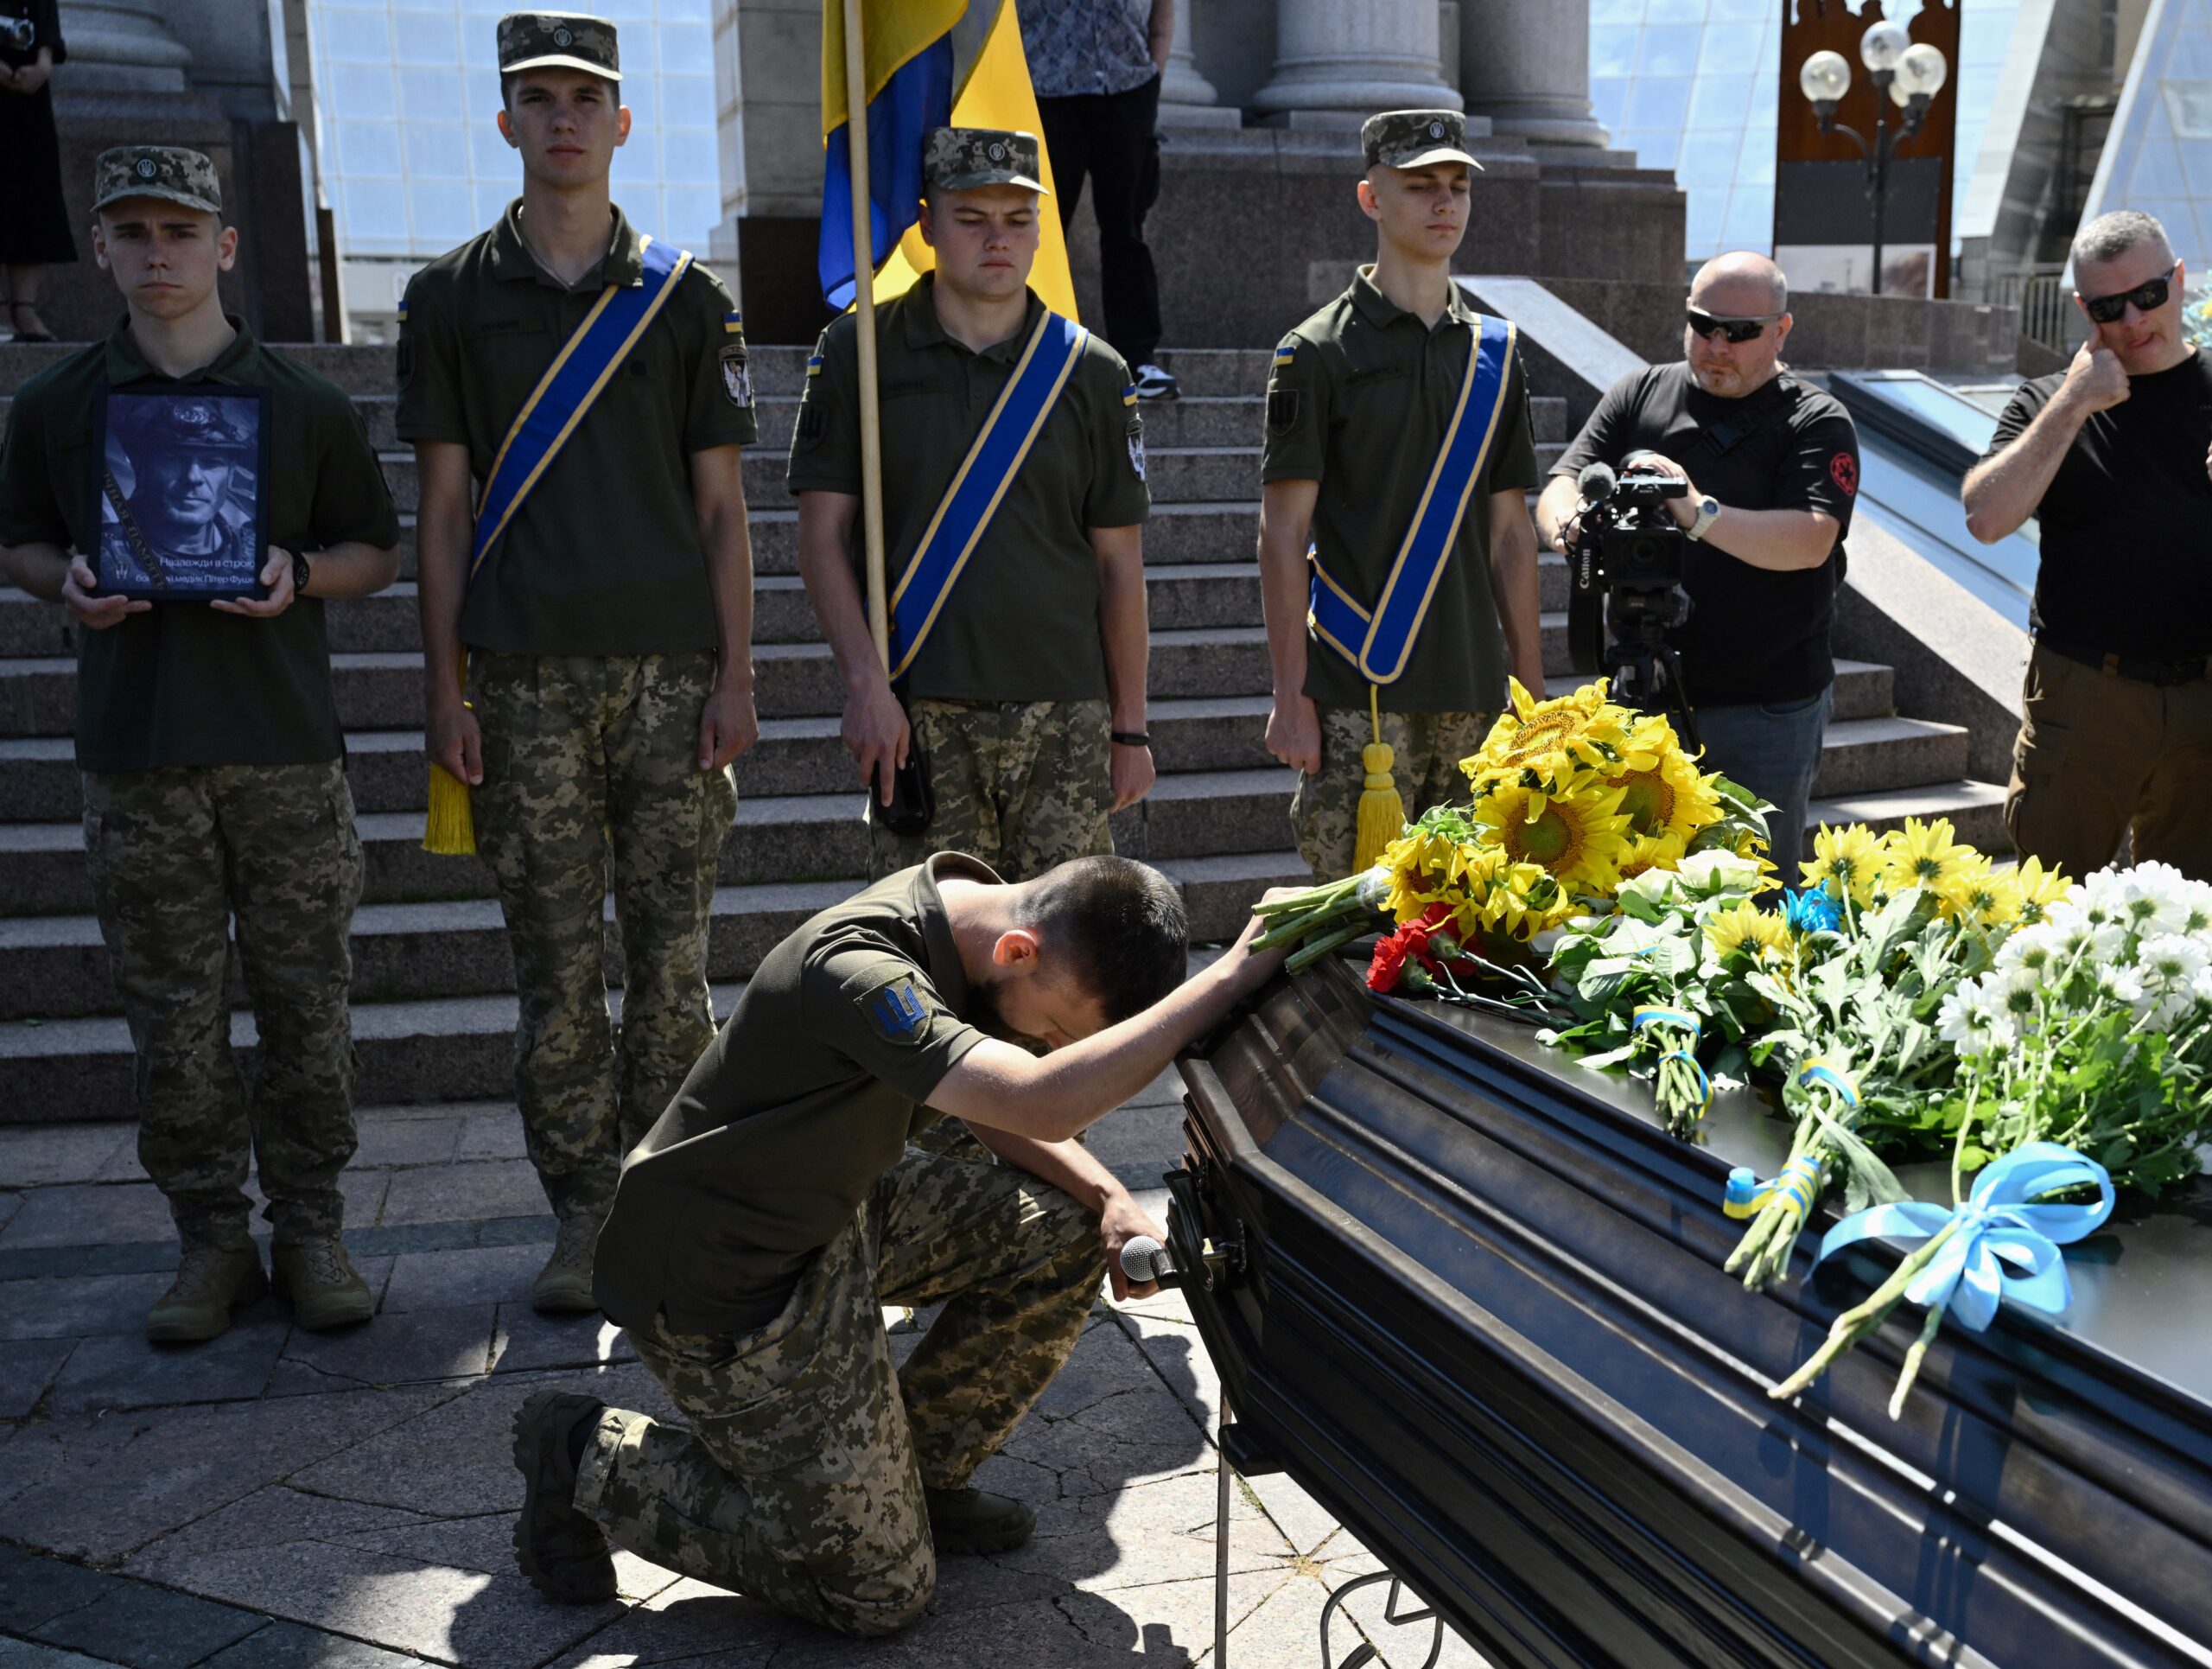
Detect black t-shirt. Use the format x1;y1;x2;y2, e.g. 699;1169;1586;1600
1551;362;1860;706
1980;352;2212;661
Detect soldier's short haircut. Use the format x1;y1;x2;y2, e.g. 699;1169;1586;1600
2073;210;2171;270
1020;857;1190;1025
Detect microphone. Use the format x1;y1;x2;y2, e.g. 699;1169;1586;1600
1575;460;1617;505
1119;1235;1177;1287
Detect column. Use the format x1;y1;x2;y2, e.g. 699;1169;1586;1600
1458;0;1610;148
1160;10;1239;128
1250;0;1461;126
54;0;193;92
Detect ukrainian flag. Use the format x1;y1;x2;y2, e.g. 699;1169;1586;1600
818;0;960;309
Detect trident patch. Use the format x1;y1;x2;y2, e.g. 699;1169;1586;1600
861;978;931;1044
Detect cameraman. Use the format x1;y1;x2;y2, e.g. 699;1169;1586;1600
1537;252;1859;875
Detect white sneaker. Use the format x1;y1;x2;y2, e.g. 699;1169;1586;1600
1135;362;1180;401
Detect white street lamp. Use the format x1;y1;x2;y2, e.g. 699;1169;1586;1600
1859;20;1911;74
1799;49;1851;110
1796;30;1949;295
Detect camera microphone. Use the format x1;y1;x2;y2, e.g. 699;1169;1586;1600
1576;461;1617;505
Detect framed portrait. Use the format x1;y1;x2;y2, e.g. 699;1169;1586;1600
93;385;271;600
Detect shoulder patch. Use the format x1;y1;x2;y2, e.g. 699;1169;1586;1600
1829;452;1858;495
1267;386;1300;436
720;342;753;409
859;976;932;1045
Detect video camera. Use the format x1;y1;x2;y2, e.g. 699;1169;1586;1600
1564;452;1700;747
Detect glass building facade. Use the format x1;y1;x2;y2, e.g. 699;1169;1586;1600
2077;0;2212;282
308;0;721;314
1590;0;2024;272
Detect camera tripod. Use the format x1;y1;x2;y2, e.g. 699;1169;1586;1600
1599;586;1701;755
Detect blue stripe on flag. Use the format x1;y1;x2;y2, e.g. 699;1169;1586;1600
817;35;954;310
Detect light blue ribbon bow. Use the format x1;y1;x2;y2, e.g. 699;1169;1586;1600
1811;1142;2114;1331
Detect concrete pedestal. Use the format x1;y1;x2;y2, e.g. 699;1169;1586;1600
1459;0;1609;148
53;0;188;92
1160;26;1240;129
1250;0;1459;123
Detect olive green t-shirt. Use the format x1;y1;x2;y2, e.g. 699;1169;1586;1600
785;276;1150;703
395;201;755;657
593;854;999;1335
1262;268;1539;715
0;315;400;770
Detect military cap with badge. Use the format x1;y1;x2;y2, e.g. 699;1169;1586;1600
1361;109;1484;173
497;10;620;79
92;146;225;215
923;127;1051;194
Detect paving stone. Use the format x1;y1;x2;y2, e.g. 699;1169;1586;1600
0;1271;171;1341
999;1379;1213;1499
1051;1566;1297;1667
48;1315;291;1413
0;1184;171;1250
1111;1303;1222;1438
473;1215;556;1248
0;1125;133;1187
331;1513;677;1602
77;1243;179;1277
0;1640;130;1669
0;1191;17;1233
196;1621;435;1669
542;1579;801;1669
455;1111;528;1162
381;1245;546;1314
378;1162;546;1226
1317;1555;1491;1669
1085;1101;1185;1194
488;1305;633;1375
0;1543;125;1634
1013;1466;1292;1593
0;1245;89;1281
30;1581;264;1669
278;1305;497;1386
0;1335;75;1414
128;1485;430;1567
350;1116;463;1169
345;1222;477;1259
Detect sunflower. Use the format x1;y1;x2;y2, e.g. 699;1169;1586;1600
1461;678;1632;794
1618;829;1688;881
1800;823;1883;909
1703;899;1796;965
1476;778;1636;895
1611;736;1724;845
1880;816;1974;896
2011;854;2073;926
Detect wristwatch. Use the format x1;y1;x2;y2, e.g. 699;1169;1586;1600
290;550;312;596
1686;496;1721;541
1110;730;1151;749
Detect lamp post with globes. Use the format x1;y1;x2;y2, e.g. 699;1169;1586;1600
1797;21;1949;295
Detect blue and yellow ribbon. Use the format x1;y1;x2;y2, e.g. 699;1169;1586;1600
1725;1155;1826;1224
1796;1057;1860;1110
1633;1005;1710;1112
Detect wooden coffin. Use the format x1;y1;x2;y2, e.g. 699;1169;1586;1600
1168;959;2212;1669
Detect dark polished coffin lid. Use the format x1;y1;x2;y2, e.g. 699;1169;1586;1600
1170;959;2212;1669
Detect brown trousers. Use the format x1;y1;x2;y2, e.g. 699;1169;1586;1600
2005;643;2212;880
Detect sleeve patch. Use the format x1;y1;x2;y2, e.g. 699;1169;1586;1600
1126;415;1147;481
720;343;753;409
395;338;413;389
858;975;933;1045
1829;451;1858;495
1267;386;1300;435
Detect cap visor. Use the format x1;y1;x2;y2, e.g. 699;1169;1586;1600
1382;144;1484;172
933;171;1050;194
498;51;620;80
92;187;220;215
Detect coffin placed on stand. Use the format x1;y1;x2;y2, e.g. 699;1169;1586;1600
1166;956;2212;1669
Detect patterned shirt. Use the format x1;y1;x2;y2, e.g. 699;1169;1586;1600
1017;0;1155;99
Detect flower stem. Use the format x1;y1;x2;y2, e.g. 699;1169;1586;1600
1769;1219;1959;1400
1887;1302;1948;1419
1285;925;1360;975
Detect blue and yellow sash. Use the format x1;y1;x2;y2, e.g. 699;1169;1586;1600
469;235;694;576
1307;311;1518;684
888;308;1089;679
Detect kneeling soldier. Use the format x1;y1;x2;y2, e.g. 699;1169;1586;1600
1259;111;1546;880
791;128;1154;887
508;856;1288;1636
0;149;402;1340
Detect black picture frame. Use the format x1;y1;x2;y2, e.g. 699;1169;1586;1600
93;384;271;601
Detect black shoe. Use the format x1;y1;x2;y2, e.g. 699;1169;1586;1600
925;1485;1035;1555
512;1391;617;1602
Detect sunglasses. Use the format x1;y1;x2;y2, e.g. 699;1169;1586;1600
1686;308;1783;343
2081;262;2180;324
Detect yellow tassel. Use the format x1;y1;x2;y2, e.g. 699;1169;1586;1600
1351;684;1405;874
422;653;477;856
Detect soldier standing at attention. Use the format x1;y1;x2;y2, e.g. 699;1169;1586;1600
1258;111;1546;880
790;128;1154;888
398;13;759;1313
0;148;402;1341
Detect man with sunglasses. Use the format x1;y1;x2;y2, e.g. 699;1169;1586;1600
1962;209;2212;880
1539;252;1859;872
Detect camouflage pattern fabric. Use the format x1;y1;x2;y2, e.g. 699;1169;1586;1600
469;650;736;1224
923;127;1047;193
1290;704;1496;882
81;761;364;1250
92;147;223;214
496;11;620;78
1360;109;1484;173
868;698;1111;884
576;1148;1104;1636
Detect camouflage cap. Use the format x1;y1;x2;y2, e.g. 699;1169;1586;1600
1361;109;1484;174
497;11;619;80
111;395;256;460
924;128;1050;194
92;147;223;215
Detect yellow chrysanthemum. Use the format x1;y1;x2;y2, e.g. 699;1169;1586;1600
1477;778;1636;895
1611;736;1724;844
1703;899;1795;964
1800;823;1882;908
1881;815;1974;895
1461;678;1633;793
1938;856;2021;933
2012;854;2072;925
1619;829;1688;881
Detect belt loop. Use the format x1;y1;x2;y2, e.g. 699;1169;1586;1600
2101;653;2120;678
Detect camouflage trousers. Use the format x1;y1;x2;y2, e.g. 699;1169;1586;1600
577;1146;1104;1637
1290;704;1496;881
868;698;1113;884
470;651;737;1224
82;761;364;1250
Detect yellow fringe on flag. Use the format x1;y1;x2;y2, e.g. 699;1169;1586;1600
423;655;476;856
1351;683;1405;873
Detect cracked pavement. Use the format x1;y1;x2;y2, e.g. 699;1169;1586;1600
0;1080;1489;1667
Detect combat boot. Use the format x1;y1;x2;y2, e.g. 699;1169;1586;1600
924;1485;1036;1555
146;1244;268;1343
271;1237;375;1330
512;1390;618;1603
531;1212;601;1315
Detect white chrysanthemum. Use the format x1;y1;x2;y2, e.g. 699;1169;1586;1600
1937;986;2015;1053
2152;991;2198;1032
2047;912;2126;965
1995;923;2059;973
2193;964;2212;1003
2138;933;2211;991
2079;870;2136;932
2120;863;2204;936
2094;965;2151;1016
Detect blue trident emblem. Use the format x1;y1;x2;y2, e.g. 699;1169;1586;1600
868;980;929;1042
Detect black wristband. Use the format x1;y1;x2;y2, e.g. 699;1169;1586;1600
1110;729;1151;749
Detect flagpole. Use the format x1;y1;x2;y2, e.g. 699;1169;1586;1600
840;0;891;670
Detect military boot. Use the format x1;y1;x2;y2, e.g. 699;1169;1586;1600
531;1212;601;1315
512;1391;618;1603
924;1485;1036;1555
271;1237;375;1330
146;1244;268;1343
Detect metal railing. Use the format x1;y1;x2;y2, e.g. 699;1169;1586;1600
1993;266;2077;354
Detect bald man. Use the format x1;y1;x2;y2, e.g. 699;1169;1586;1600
1537;252;1860;873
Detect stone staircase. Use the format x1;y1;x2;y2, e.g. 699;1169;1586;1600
0;340;2005;1120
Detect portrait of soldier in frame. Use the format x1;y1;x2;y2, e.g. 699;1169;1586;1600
95;387;270;599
